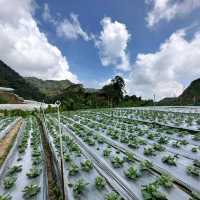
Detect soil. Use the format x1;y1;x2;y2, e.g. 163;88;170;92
0;119;22;166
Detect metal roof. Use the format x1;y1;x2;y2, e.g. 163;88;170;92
0;87;14;92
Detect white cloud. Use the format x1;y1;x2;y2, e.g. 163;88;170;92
42;3;56;25
95;17;131;71
126;29;200;100
146;0;200;27
0;0;78;82
56;13;90;41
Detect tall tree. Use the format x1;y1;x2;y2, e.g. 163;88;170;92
102;76;126;106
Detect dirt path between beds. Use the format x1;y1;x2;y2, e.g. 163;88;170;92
0;119;22;166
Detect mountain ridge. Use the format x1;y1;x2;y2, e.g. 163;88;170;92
0;60;44;101
25;77;73;97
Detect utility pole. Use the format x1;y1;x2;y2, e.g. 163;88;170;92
55;100;65;200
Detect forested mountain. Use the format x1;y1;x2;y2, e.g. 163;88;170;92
178;78;200;105
25;77;73;97
0;60;44;101
158;78;200;106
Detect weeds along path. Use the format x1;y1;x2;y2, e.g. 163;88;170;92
0;118;22;166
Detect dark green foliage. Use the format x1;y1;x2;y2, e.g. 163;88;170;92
0;60;44;101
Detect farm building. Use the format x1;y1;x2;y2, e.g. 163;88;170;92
0;87;24;104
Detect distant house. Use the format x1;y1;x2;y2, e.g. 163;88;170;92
0;87;24;104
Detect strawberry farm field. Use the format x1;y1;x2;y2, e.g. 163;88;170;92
0;107;200;200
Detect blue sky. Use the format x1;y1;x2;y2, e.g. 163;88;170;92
0;0;200;99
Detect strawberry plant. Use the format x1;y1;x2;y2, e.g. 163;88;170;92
6;165;22;176
64;153;71;162
26;167;42;178
124;151;135;162
105;192;122;200
158;136;168;144
142;182;167;200
187;165;200;177
147;133;156;140
157;174;173;188
103;148;111;157
81;160;93;172
3;176;17;189
192;134;200;141
22;184;40;199
140;160;153;171
68;163;79;176
162;155;177;166
153;143;165;152
128;140;139;149
172;141;182;148
124;165;141;180
32;156;42;166
0;194;12;200
73;179;88;197
189;191;200;200
95;176;106;190
111;156;124;168
192;147;198;153
193;160;200;168
144;147;156;156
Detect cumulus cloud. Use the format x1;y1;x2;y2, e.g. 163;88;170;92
95;17;131;71
146;0;200;27
0;0;78;82
56;13;90;41
126;29;200;100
